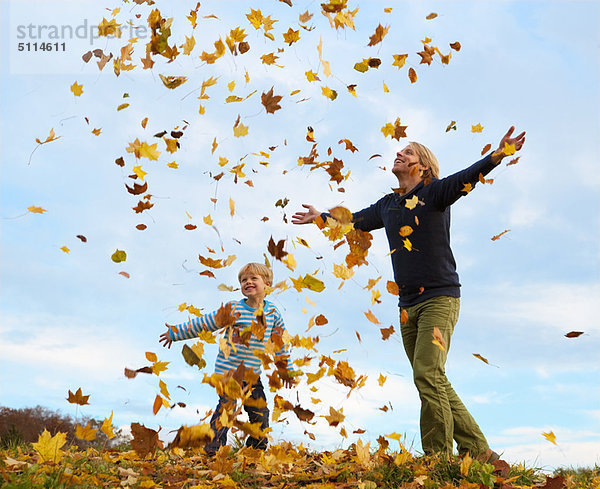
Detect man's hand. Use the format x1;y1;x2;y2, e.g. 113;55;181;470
159;324;174;348
291;204;321;225
491;126;526;165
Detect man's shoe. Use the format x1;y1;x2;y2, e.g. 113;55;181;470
475;449;501;463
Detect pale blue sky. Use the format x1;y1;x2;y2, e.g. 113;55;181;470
1;0;599;470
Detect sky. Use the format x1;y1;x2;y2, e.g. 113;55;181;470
1;0;599;471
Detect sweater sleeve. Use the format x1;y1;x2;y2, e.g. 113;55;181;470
169;302;233;341
430;154;498;210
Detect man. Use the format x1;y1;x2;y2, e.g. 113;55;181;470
292;126;526;459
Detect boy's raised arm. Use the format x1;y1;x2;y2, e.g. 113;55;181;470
159;324;174;349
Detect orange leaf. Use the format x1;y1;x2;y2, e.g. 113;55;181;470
67;387;90;405
364;310;380;324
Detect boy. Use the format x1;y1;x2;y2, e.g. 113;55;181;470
159;262;295;454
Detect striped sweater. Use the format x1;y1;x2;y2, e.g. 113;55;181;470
168;299;292;376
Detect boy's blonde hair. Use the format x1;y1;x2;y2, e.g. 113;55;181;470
409;141;440;179
238;262;273;286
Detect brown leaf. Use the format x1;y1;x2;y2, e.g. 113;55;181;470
380;325;395;340
367;24;390;46
565;331;584;338
119;271;130;278
184;224;197;230
76;235;87;242
450;41;462;51
267;236;288;260
481;143;492;155
115;156;125;167
315;314;328;326
214;302;239;328
124;366;153;378
136;224;147;230
66;388;90;405
261;87;283;114
408;68;417;83
200;270;216;278
133;200;154;213
130;422;159;458
125;181;148;195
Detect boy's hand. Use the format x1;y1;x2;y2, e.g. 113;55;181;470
159;324;173;348
282;377;296;388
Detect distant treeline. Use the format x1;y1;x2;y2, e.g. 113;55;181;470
0;405;126;449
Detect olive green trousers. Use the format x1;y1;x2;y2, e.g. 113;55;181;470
400;296;489;456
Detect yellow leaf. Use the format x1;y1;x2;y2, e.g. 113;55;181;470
333;263;354;281
70;81;83;96
283;28;300;45
159;379;171;400
383;80;389;93
164;138;178;154
542;431;557;445
246;8;264;29
227;80;236;93
117;103;129;111
91;128;101;136
432;326;446;351
167;161;178;169
203;214;213;225
471;123;484;133
60;246;70;254
378;373;387;386
75;423;97;441
98;18;121;38
371;289;381;305
233;119;249;138
146;352;158;362
211;137;218;154
460;452;473;475
462;183;473;194
151;361;169;376
321;86;338;100
502;141;516;156
182;35;196;55
305;70;320;82
283;253;297;271
260;53;279;65
384;8;393;13
28;206;47;214
218;156;229;167
324;406;345;427
35;128;61;145
33;429;67;463
405;195;419;210
229;198;235;216
132;166;147;180
426;12;438;20
473;353;489;365
101;412;116;439
403;238;413;251
140;142;161;160
354;438;372;467
392;54;408;69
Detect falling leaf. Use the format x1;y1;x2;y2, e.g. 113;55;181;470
380;325;395;340
119;271;130;278
283;27;300;45
75;423;97;441
229;198;235;216
491;229;511;241
60;246;70;254
403;238;413;251
27;206;47;214
399;226;413;237
324;406;345;427
261;87;283;114
35;128;61;145
400;309;408;324
111;249;127;263
392;54;408;69
117;103;129;111
32;430;67;463
506;156;521;166
364;310;380;324
565;331;584;338
542;431;557;445
446;120;457;132
70;81;83;96
159;74;188;89
432;326;446;351
408;68;417;83
67;387;90;405
481;143;492;155
130;423;159;458
471;123;484;133
367;24;390;46
321;86;338;100
132;166;147;180
378;374;387;386
151;361;169;376
426;12;438;19
405;195;419;210
473;353;489;365
462;183;473;194
233;115;249;137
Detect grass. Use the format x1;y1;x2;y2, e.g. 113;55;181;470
1;441;599;488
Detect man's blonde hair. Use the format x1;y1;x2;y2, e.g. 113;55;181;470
238;262;273;286
409;141;440;179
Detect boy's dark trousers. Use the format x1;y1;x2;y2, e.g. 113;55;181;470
205;378;269;454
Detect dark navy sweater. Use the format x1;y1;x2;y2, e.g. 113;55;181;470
348;154;498;307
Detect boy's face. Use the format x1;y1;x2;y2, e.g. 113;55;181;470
240;272;268;301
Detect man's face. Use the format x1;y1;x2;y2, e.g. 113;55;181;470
393;145;424;176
